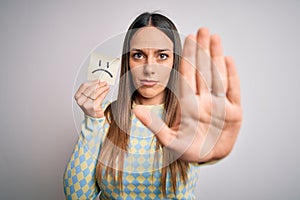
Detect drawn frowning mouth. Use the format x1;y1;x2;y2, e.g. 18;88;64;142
92;69;113;78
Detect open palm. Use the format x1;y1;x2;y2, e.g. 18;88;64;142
134;28;242;163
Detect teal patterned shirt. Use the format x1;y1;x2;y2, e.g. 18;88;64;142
63;104;201;199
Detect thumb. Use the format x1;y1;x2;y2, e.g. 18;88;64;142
133;105;175;146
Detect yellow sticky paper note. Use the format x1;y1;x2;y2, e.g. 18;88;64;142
88;52;120;85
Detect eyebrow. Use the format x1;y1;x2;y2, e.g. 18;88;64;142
130;48;172;53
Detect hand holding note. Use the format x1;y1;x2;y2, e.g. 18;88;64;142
73;52;120;118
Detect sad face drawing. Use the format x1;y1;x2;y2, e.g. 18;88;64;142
88;52;119;85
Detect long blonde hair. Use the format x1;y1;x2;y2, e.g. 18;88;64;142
96;12;189;196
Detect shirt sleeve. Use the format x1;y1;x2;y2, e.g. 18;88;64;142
63;115;106;200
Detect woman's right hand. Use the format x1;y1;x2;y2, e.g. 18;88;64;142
74;80;110;118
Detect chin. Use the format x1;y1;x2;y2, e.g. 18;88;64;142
136;88;164;100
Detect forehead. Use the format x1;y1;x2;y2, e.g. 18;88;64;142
130;26;173;50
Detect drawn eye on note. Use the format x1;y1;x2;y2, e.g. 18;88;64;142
88;52;120;85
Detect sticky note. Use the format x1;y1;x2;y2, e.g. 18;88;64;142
87;52;120;85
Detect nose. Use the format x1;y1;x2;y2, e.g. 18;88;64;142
143;55;156;75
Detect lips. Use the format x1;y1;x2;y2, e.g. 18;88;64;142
140;79;158;87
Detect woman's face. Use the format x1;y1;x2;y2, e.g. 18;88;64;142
129;26;174;105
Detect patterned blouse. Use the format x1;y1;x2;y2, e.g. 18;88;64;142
63;103;201;199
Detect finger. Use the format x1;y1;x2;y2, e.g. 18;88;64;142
94;84;110;100
226;57;241;104
76;93;92;106
74;80;99;100
93;86;110;108
75;80;106;106
210;35;227;95
133;105;175;146
196;27;211;95
93;89;110;118
89;81;108;99
179;35;197;95
82;81;108;99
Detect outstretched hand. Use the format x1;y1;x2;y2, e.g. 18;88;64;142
133;28;242;163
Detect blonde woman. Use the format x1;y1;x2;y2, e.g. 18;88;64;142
63;12;242;199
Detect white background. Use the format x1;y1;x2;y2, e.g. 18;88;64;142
0;1;299;199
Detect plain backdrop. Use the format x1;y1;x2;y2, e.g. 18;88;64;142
0;1;299;199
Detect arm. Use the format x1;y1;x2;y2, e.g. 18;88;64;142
63;115;106;200
63;80;109;199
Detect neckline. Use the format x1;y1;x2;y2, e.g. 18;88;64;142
132;101;164;109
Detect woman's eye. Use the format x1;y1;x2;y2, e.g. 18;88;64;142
133;53;144;59
159;54;168;60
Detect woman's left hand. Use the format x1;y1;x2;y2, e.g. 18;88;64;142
133;27;243;163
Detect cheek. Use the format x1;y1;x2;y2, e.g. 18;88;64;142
164;57;174;78
163;72;171;87
130;69;138;83
159;67;172;86
129;59;139;77
129;66;143;88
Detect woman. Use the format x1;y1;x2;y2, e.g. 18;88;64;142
63;12;242;199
